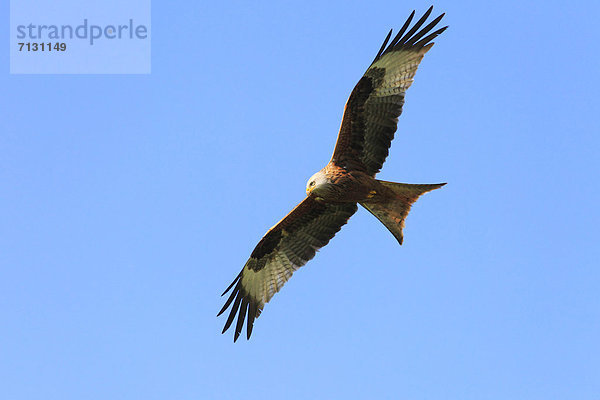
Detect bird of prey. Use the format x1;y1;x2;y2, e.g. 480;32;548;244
218;7;447;342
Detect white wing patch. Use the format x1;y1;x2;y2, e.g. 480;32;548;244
371;45;432;98
240;241;303;307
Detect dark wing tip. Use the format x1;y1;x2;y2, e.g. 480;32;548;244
373;29;393;63
247;301;258;340
218;273;260;342
413;25;448;49
220;271;241;297
234;298;249;342
372;7;446;64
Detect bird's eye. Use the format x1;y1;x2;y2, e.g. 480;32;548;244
310;181;315;187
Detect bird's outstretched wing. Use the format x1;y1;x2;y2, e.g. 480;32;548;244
218;197;357;341
331;7;447;175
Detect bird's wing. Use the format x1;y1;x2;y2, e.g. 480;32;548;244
218;197;357;341
331;7;447;175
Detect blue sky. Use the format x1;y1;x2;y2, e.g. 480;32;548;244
2;0;599;399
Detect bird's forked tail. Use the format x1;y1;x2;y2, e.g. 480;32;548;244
359;181;445;245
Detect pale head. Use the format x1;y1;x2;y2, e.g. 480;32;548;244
306;170;330;197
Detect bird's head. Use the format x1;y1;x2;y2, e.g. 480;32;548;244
306;170;331;198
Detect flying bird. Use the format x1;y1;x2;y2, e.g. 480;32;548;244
218;7;447;341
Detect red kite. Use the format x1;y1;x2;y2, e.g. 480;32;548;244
219;7;447;341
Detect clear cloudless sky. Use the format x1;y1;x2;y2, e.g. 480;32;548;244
2;1;599;399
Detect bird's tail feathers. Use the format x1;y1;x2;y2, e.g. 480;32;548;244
359;181;445;245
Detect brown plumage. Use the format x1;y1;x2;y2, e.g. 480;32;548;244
218;7;448;342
